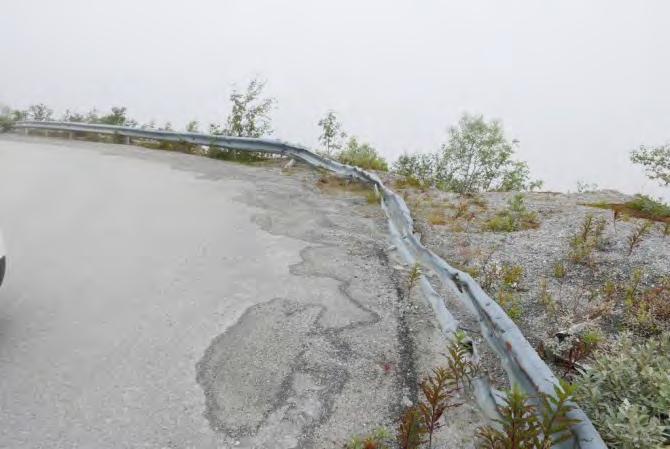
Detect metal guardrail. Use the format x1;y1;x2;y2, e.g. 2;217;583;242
13;120;606;448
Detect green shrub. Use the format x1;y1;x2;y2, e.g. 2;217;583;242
392;113;542;193
576;333;670;449
626;195;670;220
337;137;388;171
207;147;268;163
484;194;539;232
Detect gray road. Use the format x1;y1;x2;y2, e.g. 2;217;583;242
0;135;411;449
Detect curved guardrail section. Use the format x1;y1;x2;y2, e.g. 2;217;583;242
13;120;606;448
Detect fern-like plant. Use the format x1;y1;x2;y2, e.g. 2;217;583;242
627;220;653;255
476;381;579;449
397;407;427;449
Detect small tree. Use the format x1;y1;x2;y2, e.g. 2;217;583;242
438;113;539;193
631;144;670;187
85;108;100;123
186;120;199;133
317;110;347;155
0;106;15;131
28;103;53;121
97;107;130;126
215;78;276;138
392;114;540;192
62;109;85;122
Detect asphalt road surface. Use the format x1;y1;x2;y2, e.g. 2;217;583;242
0;135;415;449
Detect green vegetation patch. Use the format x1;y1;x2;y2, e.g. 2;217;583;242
585;194;670;223
483;194;539;232
576;333;670;449
336;137;388;171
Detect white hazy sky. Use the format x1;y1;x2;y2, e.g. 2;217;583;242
1;0;669;199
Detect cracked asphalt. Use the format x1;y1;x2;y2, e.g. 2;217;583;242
0;135;414;449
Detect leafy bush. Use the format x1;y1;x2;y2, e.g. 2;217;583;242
337;137;388;171
631;143;670;187
484;194;539;232
576;333;670;449
393;153;440;189
393;113;542;193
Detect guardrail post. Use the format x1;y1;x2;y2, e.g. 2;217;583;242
68;132;74;140
44;130;49;138
123;136;130;145
23;128;29;135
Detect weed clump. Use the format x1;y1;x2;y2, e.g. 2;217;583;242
624;275;670;336
626;220;653;255
568;214;608;265
426;210;447;226
344;428;392;449
484;194;539;232
478;261;525;321
552;261;567;279
538;278;559;321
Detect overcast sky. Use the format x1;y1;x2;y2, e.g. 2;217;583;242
1;0;669;199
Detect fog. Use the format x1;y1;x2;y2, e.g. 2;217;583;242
1;0;669;199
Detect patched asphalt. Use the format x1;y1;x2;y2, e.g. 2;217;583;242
0;135;415;448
